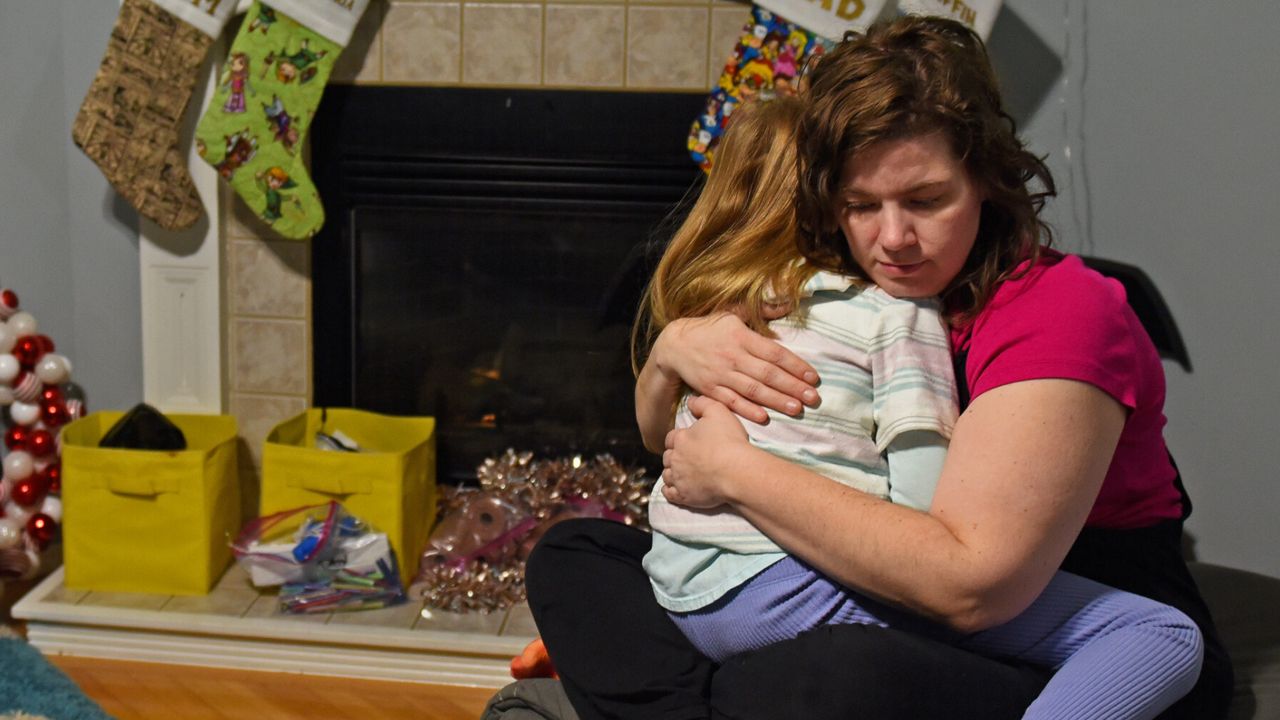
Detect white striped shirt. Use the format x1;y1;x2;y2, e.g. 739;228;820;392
645;271;958;611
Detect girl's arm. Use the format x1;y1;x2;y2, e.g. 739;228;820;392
884;431;949;511
635;313;819;452
661;379;1125;633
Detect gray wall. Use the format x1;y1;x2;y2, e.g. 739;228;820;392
1080;3;1280;577
2;2;1278;576
0;1;143;413
999;0;1280;577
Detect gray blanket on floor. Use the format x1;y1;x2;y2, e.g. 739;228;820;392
481;679;580;720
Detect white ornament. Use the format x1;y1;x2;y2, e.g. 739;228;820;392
6;311;37;337
0;385;12;406
0;323;14;353
8;400;40;426
20;545;40;580
0;517;22;550
34;354;71;385
0;354;18;383
0;477;9;504
39;494;63;523
2;450;34;481
2;500;31;526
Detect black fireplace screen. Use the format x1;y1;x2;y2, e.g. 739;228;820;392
312;87;704;482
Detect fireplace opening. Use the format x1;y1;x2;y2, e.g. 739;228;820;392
311;86;705;483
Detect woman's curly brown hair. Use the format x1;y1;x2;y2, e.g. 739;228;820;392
796;15;1057;323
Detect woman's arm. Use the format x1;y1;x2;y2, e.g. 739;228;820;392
635;313;820;452
661;378;1125;633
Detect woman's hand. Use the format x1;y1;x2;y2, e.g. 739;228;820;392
661;396;754;509
652;313;820;423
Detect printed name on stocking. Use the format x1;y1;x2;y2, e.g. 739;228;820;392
189;0;226;17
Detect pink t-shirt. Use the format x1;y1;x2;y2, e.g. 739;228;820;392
950;251;1184;528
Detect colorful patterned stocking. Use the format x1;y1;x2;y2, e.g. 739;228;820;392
194;0;370;240
690;0;1003;171
689;7;834;172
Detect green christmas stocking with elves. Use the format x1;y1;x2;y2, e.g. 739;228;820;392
195;0;371;240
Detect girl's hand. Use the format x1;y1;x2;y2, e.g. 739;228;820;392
652;313;820;424
661;395;754;509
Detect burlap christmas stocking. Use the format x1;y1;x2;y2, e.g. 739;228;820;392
72;0;237;231
194;0;370;240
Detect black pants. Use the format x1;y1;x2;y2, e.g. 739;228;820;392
526;518;1233;720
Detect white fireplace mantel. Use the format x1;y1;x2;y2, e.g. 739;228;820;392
138;50;225;415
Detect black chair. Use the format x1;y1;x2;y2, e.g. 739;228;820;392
1082;257;1192;372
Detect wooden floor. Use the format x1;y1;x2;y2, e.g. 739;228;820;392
52;655;499;720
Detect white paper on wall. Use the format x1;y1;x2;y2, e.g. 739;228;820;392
895;0;1003;40
755;0;1002;43
755;0;895;42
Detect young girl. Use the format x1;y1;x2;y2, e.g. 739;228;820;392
636;97;1203;720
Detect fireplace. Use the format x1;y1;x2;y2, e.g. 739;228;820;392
310;86;704;483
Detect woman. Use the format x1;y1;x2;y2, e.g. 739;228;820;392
526;15;1232;720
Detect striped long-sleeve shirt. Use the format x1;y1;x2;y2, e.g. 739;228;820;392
644;271;958;611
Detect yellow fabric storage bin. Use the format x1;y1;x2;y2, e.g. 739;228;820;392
260;408;436;582
60;412;240;595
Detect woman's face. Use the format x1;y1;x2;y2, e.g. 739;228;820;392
833;132;983;298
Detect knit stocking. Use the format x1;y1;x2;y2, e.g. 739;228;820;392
194;0;370;240
72;0;237;231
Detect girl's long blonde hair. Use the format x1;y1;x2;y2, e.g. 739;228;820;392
632;98;816;374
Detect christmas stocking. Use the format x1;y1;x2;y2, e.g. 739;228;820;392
194;0;371;240
72;0;238;231
691;0;908;172
690;7;834;172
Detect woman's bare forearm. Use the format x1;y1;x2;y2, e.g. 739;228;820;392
720;447;1000;629
712;379;1126;632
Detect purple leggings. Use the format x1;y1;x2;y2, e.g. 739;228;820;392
671;557;1203;720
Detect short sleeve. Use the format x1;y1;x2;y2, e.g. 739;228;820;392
963;256;1144;409
869;290;959;453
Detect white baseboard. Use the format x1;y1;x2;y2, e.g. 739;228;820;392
14;567;529;689
26;622;513;688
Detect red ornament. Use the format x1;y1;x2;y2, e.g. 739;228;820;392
39;399;70;428
3;426;29;452
12;336;43;367
44;463;60;495
0;289;17;318
27;429;55;457
25;513;58;549
11;477;45;507
35;335;55;354
40;385;64;404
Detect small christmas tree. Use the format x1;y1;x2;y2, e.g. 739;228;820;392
0;287;82;580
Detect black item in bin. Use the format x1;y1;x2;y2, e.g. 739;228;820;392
97;403;187;451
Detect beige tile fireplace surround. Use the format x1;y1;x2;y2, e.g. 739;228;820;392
19;0;741;687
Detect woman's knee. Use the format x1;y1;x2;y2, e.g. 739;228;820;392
525;518;600;603
525;518;650;607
